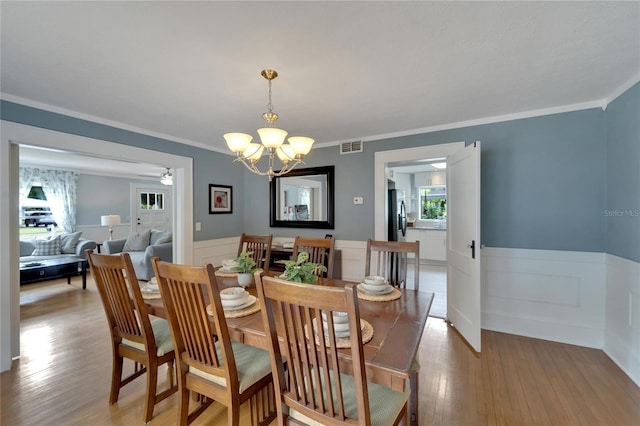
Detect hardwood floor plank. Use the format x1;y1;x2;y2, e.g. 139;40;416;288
3;276;640;425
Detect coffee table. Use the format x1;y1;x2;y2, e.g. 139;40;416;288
20;257;88;289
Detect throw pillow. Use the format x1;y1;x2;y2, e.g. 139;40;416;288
58;231;82;254
32;236;62;256
123;229;151;252
155;232;172;245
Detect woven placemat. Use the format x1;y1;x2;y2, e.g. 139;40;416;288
215;270;238;277
306;318;373;349
356;284;401;302
206;299;261;319
215;268;263;278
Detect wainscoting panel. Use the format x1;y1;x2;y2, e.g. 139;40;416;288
481;247;606;349
335;240;367;282
192;237;239;267
604;254;640;387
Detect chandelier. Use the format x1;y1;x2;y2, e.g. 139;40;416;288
224;69;315;180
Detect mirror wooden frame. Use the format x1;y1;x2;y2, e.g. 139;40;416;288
269;165;335;229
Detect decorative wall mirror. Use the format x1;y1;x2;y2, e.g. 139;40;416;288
270;165;335;229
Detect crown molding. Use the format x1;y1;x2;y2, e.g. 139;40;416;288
0;93;225;154
601;74;640;110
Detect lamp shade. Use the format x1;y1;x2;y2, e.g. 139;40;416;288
224;133;253;152
288;136;315;155
101;215;121;226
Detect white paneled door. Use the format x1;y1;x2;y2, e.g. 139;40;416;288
132;184;172;234
447;142;481;352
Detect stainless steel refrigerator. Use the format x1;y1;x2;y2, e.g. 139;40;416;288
388;189;407;241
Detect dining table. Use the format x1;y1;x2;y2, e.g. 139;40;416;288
143;270;433;426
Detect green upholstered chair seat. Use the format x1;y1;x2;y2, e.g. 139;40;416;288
290;369;409;426
189;341;272;393
121;317;174;356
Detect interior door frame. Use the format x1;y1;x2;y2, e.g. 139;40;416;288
0;120;194;371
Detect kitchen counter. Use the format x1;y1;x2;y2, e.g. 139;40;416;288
409;226;447;231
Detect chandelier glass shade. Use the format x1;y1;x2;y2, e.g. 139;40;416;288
160;168;173;186
224;69;315;180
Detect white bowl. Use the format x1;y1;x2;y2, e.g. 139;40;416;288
363;275;386;286
321;311;349;324
361;283;390;293
323;321;350;333
145;282;159;291
220;287;247;300
221;292;249;308
222;259;239;267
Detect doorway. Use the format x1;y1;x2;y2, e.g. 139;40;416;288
1;121;194;369
374;142;464;320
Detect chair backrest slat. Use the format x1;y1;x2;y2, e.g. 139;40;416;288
256;275;370;424
365;239;420;290
237;233;273;272
152;260;237;386
88;251;152;345
292;236;336;279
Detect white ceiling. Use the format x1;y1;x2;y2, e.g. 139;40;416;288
2;1;639;171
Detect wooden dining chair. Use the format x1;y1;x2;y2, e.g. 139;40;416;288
151;258;276;426
255;274;409;425
86;249;177;423
237;233;273;273
364;239;420;290
292;235;336;278
364;239;422;424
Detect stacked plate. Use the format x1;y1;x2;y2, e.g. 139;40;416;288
321;311;351;338
358;275;393;295
220;287;256;311
220;259;240;273
143;277;160;294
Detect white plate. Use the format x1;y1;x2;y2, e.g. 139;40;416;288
358;283;394;295
220;266;238;273
223;295;257;311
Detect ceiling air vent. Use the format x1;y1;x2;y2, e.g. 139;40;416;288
340;140;363;155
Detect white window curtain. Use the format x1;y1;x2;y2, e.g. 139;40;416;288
20;167;78;233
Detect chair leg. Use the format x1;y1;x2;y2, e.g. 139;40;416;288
228;404;240;426
178;387;191;426
409;367;418;426
143;363;158;422
110;353;124;404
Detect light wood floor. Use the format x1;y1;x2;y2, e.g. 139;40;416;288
2;274;639;425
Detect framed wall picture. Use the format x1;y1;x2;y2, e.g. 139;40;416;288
209;184;232;214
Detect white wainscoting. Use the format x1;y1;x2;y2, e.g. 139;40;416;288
481;247;606;349
604;254;640;387
192;237;240;267
191;237;368;283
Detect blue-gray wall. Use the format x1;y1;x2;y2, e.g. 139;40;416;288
246;109;607;253
3;87;638;260
605;82;640;262
76;174;150;225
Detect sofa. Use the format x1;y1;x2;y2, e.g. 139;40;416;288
103;229;172;281
20;234;97;262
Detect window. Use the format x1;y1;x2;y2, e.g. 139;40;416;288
140;192;165;210
419;187;446;219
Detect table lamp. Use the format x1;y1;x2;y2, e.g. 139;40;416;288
100;214;121;240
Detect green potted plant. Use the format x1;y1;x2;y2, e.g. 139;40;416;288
280;251;327;284
232;251;257;287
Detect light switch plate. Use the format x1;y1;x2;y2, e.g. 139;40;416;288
353;197;363;205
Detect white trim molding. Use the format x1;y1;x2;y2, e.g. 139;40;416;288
481;247;606;349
